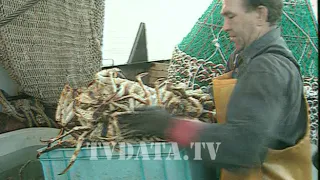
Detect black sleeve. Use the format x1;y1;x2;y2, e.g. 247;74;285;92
189;58;287;170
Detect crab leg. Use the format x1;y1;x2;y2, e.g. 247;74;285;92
55;97;64;122
61;101;75;126
110;102;131;112
161;91;175;106
154;78;167;106
111;111;142;140
40;128;65;146
56;85;73;122
110;115;121;141
93;93;118;116
97;136;118;141
106;121;115;139
114;83;127;98
103;113;124;145
58;131;90;175
135;72;152;105
187;97;203;117
115;94;148;105
108;71;119;93
37;138;77;158
43;126;91;144
62;109;75;127
126;83;145;110
62;91;74;120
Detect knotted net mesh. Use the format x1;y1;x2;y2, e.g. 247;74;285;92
0;0;105;105
167;0;318;144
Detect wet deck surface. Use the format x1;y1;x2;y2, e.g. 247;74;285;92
0;160;44;180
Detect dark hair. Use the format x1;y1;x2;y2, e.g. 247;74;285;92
243;0;283;25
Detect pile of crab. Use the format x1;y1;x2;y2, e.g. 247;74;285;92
38;68;215;175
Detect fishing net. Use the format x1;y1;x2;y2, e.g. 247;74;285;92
0;0;105;131
167;2;229;91
167;0;318;144
0;0;105;105
280;0;318;77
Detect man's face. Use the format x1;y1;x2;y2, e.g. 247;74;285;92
221;0;262;51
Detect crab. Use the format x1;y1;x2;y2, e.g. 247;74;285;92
38;67;215;175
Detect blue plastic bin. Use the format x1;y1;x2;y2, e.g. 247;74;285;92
38;142;197;180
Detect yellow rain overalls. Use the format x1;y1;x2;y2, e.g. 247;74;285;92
212;70;312;180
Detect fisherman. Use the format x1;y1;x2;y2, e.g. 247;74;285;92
118;0;313;179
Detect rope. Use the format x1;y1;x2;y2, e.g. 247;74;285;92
19;160;37;180
0;0;43;27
